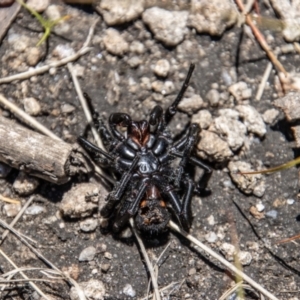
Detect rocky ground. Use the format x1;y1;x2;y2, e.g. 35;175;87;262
0;0;300;299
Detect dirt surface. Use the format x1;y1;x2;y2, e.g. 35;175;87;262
0;1;300;300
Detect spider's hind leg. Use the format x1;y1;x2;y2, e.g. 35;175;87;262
171;123;200;187
189;155;212;194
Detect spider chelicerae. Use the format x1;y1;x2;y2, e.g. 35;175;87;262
78;64;212;234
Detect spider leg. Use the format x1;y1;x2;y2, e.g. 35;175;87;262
77;136;114;164
188;156;212;192
171;123;200;187
112;179;148;232
153;174;185;225
164;63;195;125
171;151;212;193
101;155;139;217
180;175;195;230
109;113;132;141
156;175;194;231
81;92;120;150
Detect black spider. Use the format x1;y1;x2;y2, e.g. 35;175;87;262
78;64;212;234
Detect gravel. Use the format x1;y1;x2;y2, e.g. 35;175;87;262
13;172;40;196
78;246;97;262
103;28;129;56
142;7;189;47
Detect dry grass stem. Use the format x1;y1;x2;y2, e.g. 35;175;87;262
219;282;265;300
255;62;273;100
67;63;103;149
140;281;181;300
67;63;114;184
0;194;20;204
243;0;256;15
169;221;279;300
146;241;171;299
1;195;35;244
0;248;51;300
0;18;98;85
235;0;288;76
0;94;62;140
129;218;161;300
0;47;91;84
0;218;87;300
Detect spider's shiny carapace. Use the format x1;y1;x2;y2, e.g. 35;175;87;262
78;64;212;234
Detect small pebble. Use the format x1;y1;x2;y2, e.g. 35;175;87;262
100;263;111;272
61;103;75;114
256;202;265;212
52;44;75;59
153;59;170;78
26;47;42;66
70;279;105;300
222;179;235;189
3;203;21;217
123;284;136;298
97;243;107;253
178;94;205;114
238;251;252;266
13;172;39;196
265;210;278;219
188;268;196;276
287;198;295;205
207;215;215;226
104;252;112;260
79;246;96;262
206;89;220;106
263;108;280;125
96;0;144;25
91;268;98;275
24;97;41;116
191;110;212;130
103;28;129;56
45;4;61;20
142;7;188;47
25;205;45;215
205;232;217;243
27;0;49;12
80;218;98;232
129;41;145;54
127;56;142;68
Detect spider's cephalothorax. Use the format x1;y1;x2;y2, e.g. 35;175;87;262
78;64;212;234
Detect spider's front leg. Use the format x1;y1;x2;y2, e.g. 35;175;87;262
101;155;140;218
109;113;132;141
77;136;114;166
111;178;148;232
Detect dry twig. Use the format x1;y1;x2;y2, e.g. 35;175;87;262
0;18;98;85
0;194;20;204
0;94;62;141
0;248;51;300
67;62;114;184
235;0;288;76
129;218;161;300
255;62;273;100
169;221;279;300
0;195;35;244
0;218;87;300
